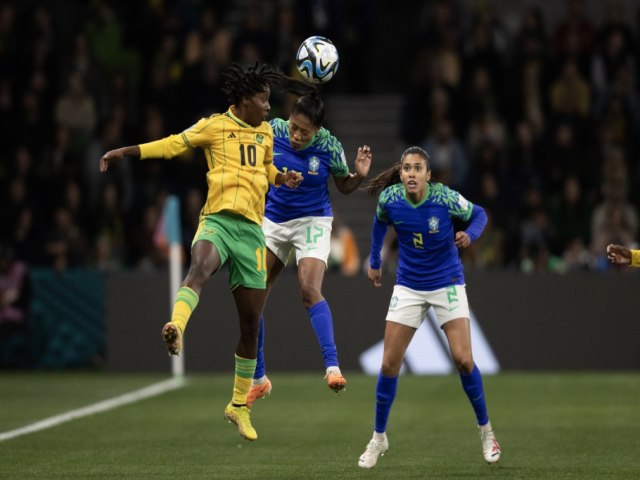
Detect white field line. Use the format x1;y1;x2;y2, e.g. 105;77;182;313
0;376;186;442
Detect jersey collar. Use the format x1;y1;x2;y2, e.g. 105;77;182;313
226;106;252;128
403;182;429;208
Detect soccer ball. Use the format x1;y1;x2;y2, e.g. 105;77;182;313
295;36;339;84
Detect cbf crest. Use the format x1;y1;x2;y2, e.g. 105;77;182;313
307;156;320;175
428;216;440;234
389;295;399;310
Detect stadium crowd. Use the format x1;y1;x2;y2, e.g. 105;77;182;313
0;0;639;276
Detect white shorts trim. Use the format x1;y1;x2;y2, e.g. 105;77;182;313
262;216;333;265
385;284;470;328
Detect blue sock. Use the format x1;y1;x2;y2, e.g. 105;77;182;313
375;373;398;433
459;364;489;425
253;315;265;380
308;300;338;368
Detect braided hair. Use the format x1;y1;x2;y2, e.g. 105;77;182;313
221;62;320;110
363;146;431;197
220;62;272;105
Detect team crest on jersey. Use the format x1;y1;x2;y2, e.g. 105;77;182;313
256;133;264;144
428;216;440;234
307;156;320;175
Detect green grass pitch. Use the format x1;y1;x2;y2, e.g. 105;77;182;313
1;372;638;479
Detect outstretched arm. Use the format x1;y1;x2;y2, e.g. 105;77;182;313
99;145;141;172
334;145;372;194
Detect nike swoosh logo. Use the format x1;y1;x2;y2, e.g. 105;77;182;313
393;220;404;224
447;305;459;312
274;152;283;156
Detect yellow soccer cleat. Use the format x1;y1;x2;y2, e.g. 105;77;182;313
161;322;182;356
224;402;258;441
247;377;272;408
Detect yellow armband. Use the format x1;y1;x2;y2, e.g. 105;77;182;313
631;249;640;267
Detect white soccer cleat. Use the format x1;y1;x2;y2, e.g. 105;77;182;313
479;421;501;464
358;434;389;469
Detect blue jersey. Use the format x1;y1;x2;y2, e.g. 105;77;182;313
371;182;482;291
264;118;349;223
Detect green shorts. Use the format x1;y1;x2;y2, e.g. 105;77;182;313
192;212;267;290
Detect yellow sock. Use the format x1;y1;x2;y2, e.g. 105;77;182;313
171;286;199;334
232;355;257;405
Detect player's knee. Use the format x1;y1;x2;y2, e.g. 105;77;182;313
238;319;259;342
381;359;402;377
453;354;474;374
299;284;322;308
186;260;213;284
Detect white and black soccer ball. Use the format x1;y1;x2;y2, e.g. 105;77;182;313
295;36;339;84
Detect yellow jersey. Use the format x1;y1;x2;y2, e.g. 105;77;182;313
139;107;278;225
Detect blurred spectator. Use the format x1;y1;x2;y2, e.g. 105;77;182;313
93;182;126;269
591;2;637;94
423;117;468;189
517;184;555;272
467;111;506;154
473;170;511;235
549;60;591;119
514;6;548;64
508;120;544;191
86;117;133;210
16;89;50;159
463;15;505;106
54;71;97;155
0;243;28;326
11;206;40;265
547;175;593;256
328;213;361;277
86;0;140;88
461;212;504;270
235;1;273;64
0;4;18;76
464;66;501;126
590;179;638;269
543;122;585;194
516;59;548;136
0;177;31;234
62;32;105;116
128;202;166;271
552;0;596;75
562;237;592;272
417;0;463;52
44;206;88;271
